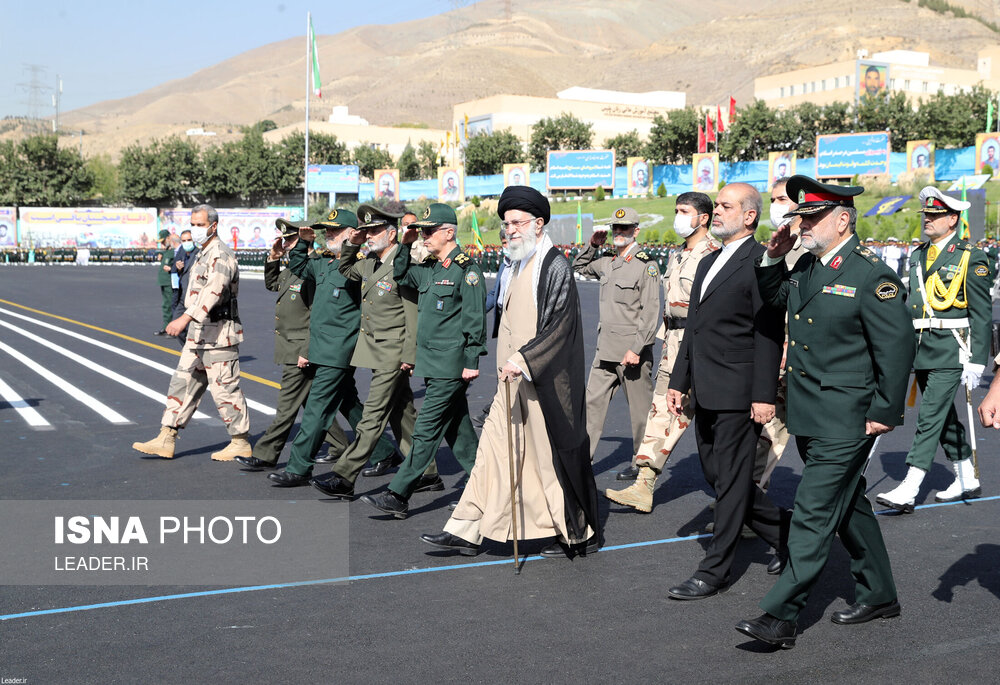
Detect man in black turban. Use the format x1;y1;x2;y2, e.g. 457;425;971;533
420;186;601;558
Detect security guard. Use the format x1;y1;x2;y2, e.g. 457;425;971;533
154;229;174;335
736;176;914;648
267;209;399;487
235;218;350;470
360;203;487;519
573;206;660;479
876;187;992;511
312;204;440;497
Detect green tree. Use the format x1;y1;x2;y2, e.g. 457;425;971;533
914;85;994;147
271;131;349;194
644;107;700;164
462;129;524;175
397;141;421;181
351;143;395;178
0;135;92;205
528;113;593;170
855;91;917;150
719;99;783;161
417;140;439;178
119;136;201;205
604;129;644;163
86;154;120;202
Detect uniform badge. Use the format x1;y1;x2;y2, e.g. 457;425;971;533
289;283;302;292
422;207;431;219
830;256;843;270
332;287;340;298
376;280;393;293
290;294;297;301
789;278;799;287
875;282;898;301
465;271;480;286
948;244;955;253
647;264;657;277
327;209;338;221
975;265;990;277
442;257;452;269
364;211;372;223
822;284;857;298
436;300;444;310
615;209;626;219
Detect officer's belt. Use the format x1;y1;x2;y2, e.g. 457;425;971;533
912;317;968;330
665;316;687;330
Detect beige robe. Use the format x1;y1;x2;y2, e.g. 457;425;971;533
444;252;592;545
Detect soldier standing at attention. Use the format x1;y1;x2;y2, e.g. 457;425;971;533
605;193;716;512
573;207;660;480
876;187;992;511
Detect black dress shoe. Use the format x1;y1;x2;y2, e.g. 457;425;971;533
234;456;277;471
361;452;404;477
361;491;409;519
413;475;445;493
831;600;900;625
735;613;797;649
767;549;787;575
419;531;480;556
267;471;310;487
540;535;600;559
667;576;722;600
309;474;355;499
616;464;640;480
314;450;341;464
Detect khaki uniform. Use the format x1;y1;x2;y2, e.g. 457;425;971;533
161;236;249;435
573;242;660;461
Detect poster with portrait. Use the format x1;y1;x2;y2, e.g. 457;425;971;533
437;166;465;202
976;133;1000;177
767;151;796;190
0;207;16;246
627;157;650;195
692;153;719;192
906;140;935;182
374;169;399;201
857;61;889;104
503;163;530;188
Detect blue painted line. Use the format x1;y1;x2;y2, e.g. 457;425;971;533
1;497;996;622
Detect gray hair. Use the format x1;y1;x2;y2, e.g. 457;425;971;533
498;227;507;241
740;188;763;230
838;206;858;233
191;204;218;225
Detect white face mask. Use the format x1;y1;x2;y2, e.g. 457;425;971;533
189;225;209;245
769;203;792;230
181;241;195;252
673;213;697;238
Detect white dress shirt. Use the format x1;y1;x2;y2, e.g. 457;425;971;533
699;234;754;301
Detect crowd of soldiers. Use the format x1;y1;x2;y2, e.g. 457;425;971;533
131;175;999;648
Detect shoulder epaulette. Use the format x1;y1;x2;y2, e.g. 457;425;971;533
957;240;972;251
321;249;337;259
634;251;652;262
359;251;368;260
854;245;881;264
422;255;437;264
453;252;471;268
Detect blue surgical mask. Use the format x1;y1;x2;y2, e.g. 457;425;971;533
181;241;195;252
314;241;323;251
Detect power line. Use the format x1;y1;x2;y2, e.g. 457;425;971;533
16;64;50;124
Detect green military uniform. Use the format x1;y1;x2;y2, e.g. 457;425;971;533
753;177;915;627
280;210;396;479
386;205;487;500
156;230;174;330
250;236;350;465
330;205;435;484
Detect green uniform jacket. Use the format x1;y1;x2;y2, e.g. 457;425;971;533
907;237;992;369
264;256;315;365
158;247;174;286
756;235;915;439
395;244;487;378
339;242;418;369
289;241;360;368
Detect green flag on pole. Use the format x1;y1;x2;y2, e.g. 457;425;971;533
309;17;322;98
988;99;994;134
576;201;583;244
470;209;484;251
960;176;970;240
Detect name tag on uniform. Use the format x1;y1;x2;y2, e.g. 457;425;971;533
332;287;340;298
822;285;856;298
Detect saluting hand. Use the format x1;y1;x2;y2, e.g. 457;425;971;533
298;226;315;243
591;229;608;247
401;226;419;245
347;228;367;246
766;223;796;259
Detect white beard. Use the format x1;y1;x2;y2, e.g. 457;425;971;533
508;229;538;261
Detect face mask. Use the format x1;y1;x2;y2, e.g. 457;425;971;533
181;241;195;252
769;203;791;229
673;213;697;238
189;226;208;245
501;246;511;259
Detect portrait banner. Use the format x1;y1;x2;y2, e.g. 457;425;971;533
767;152;796;190
160;208;297;249
503;163;530;188
0;207;16;246
627;157;650;195
857;60;889;104
438;166;465;202
374;169;400;201
975;133;1000;177
18;207;158;248
692;153;719;192
906;140;935;182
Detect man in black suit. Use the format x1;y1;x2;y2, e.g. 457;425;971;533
665;182;786;600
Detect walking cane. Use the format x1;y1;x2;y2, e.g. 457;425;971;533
966;383;981;479
504;378;521;575
862;434;882;478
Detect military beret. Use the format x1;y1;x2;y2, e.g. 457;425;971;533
785;175;864;216
311;208;357;231
413;203;457;228
918;186;970;214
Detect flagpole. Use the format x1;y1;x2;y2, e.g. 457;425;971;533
304;11;311;217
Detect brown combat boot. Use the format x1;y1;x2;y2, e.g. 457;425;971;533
211;433;252;461
604;465;657;513
132;426;178;459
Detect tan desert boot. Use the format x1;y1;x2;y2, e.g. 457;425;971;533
604;465;657;513
211;433;252;461
132;426;178;459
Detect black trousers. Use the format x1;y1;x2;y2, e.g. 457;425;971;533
693;407;783;587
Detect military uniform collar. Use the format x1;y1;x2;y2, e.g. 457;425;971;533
930;231;958;250
820;233;856;266
440;246;463;268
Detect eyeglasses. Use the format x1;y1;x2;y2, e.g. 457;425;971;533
500;217;535;230
420;225;443;236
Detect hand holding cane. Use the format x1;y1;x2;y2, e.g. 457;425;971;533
504;378;521;575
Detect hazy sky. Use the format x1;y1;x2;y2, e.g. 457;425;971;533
0;0;464;118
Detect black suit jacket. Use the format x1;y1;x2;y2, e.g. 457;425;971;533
669;237;783;411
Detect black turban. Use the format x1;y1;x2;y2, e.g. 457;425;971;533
497;186;551;225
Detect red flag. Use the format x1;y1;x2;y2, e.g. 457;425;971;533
729;96;737;124
697;124;706;153
705;112;716;144
717;105;725;133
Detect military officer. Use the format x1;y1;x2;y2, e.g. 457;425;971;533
154;229;174;335
605;193;717;512
311;204;440;497
267;209;399;487
573;206;660;479
737;176;914;648
876;187;992;511
234;219;350;470
359;203;487;519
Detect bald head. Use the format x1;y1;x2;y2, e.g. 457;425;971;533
712;183;761;243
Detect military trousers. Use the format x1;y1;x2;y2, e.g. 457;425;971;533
251;363;350;465
160;285;173;328
636;331;692;470
284;365;395;477
906;368;972;471
389;377;478;499
585;352;654;462
760;436;896;622
161;345;249;435
333;367;436;483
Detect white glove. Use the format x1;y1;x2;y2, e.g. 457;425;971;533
962;363;985;388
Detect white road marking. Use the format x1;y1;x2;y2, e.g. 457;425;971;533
0;375;51;428
0;308;275;417
0;340;130;424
